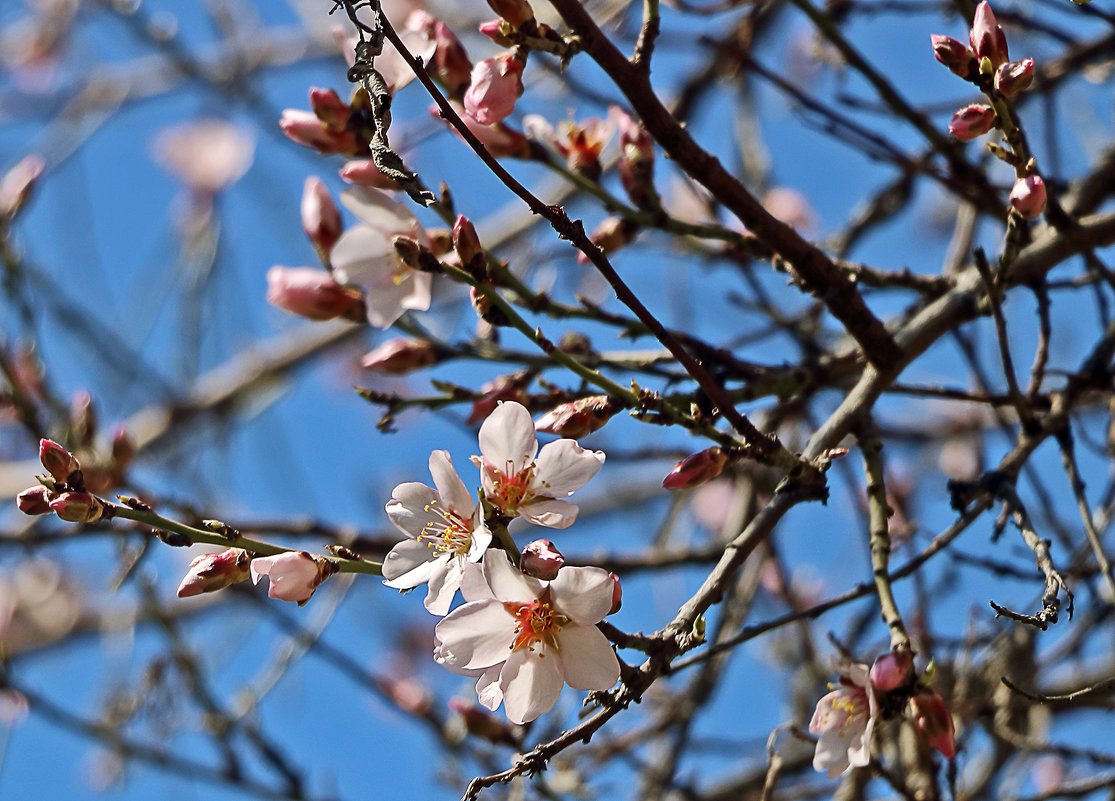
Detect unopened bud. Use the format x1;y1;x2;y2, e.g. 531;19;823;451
520;539;564;580
280;109;359;156
467;376;529;425
17;485;54;515
308;87;352;130
930;35;975;79
453;215;484;269
487;0;534;29
177;548;251;597
50;491;105;523
266;266;365;321
534;396;617;438
663;446;728;490
908;691;956;758
869;650;914;691
449;698;519;745
478;18;515;46
1009;174;1046;219
301;176;344;258
995;58;1034;98
361;339;440;374
969;1;1008;69
111;427;135;472
470;286;509;327
948;104;995;141
608;572;622;614
71;390;96;448
577;216;638;265
339;159;400;190
0;154;45;219
39;439;79;484
432;21;473;97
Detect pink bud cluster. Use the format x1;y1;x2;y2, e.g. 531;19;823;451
18;439;107;524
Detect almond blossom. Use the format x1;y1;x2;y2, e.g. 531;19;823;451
434;550;620;724
382;450;493;615
250;552;327;603
330;186;433;328
472;401;605;529
810;662;878;778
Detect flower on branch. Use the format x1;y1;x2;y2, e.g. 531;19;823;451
177;548;251;597
969;1;1009;69
330;187;433;328
382;450;493;615
810;662;879;778
472;401;605;529
266;266;365;321
948;104;995;141
250;551;328;604
463;52;524;125
523;113;615;179
1010;175;1046;219
434;550;620;724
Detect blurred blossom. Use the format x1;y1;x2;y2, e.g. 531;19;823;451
0;690;29;728
152;119;255;195
810;662;878;777
1032;756;1066;794
302;176;344;258
431;100;532;158
464;53;524;125
762;187;815;231
266;266;365;321
340;159;401;190
523;114;615;178
0;154;45;219
361;338;439;374
1010;175;1046;218
690;478;740;532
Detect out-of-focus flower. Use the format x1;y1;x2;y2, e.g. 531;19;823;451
0;154;45;219
362;338;440;374
449;697;520;745
302;177;343;258
177;548;251;597
869;650;913;691
948;104;995;141
519;539;564;580
1010;175;1046;219
280;107;360;156
523;114;614;179
330;187;433;328
339;159;401;190
153;120;255;195
383;450;492;615
472;401;605;529
467;375;530;425
464;53;524;125
434;550;620;724
995;58;1034;97
534;396;618;439
577;216;638;265
401;11;472;95
487;0;535;28
908;690;956;758
610;106;657;209
810;662;878;778
432;101;532;158
309;87;352;130
266;266;364;321
763;187;815;231
663;447;728;490
250;552;327;604
931;35;975;79
969;1;1008;69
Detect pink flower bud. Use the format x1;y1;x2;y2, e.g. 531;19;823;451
280;109;359;155
449;698;519;745
663;447;728;490
71;389;96;447
49;491;104;523
948;104;995;141
970;1;1008;68
39;439;79;483
608;572;622;614
463;53;524;125
908;691;956;758
869;650;913;691
1010;175;1046;218
361;338;439;374
466;376;530;425
266;266;364;321
432;101;532;159
308;87;352;130
301;177;343;257
995;58;1034;98
339;159;400;190
576;216;638;265
432;21;473;96
478;18;515;46
487;0;535;28
534;396;617;439
453;215;484;268
177;548;251;597
17;486;53;515
383;677;433;716
520;539;564;580
0;154;45;219
930;35;975;79
250;552;326;603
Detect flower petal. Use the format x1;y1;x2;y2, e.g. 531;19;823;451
386;482;439;538
329;225;395;286
476;666;503;711
382;538;437;583
460;560;494;602
555;624;619;690
341;186;421;236
551;565;616;624
429;449;473;515
520;498;579;529
483;549;543;602
533;439;605;497
424;557;462;615
364;274;427;328
500;649;564;724
478;401;537;476
434;599;516;670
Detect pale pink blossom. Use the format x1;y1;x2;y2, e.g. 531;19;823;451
250;552;325;603
434;550;620;724
472;401;605;529
279;108;359;155
152;119;254;194
432;100;531;158
374;12;439;94
523;114;614;177
383;450;493;615
463;53;524;125
1010;175;1046;219
810;662;878;778
519;539;564;580
177;548;251;597
330;187;433;328
266;266;363;321
0;154;45;219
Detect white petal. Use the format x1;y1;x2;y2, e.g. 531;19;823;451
555;624;619;690
478;401;537;476
400;270;432;313
434;599;516;670
341;186;421;235
424;557;462;615
364;276;424;328
520;498;579;529
330;225;395;286
386;482;439;538
466;523;493;562
500;649;564;724
476;666;503;711
459;560;494;602
551;566;616;624
533;439;605;497
483;549;543;602
429;450;473;515
382;538;437;583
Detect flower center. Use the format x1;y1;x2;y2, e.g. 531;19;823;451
504;599;567;654
488;460;537;512
419;501;473;556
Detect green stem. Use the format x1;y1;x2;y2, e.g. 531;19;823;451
859;436;910;652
